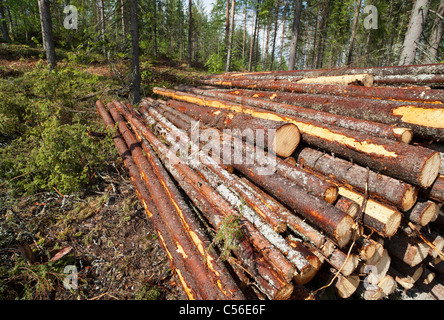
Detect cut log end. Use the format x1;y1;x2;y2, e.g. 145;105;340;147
401;186;419;212
384;209;403;238
334;215;354;248
396;128;414;144
274;283;295;300
273;123;300;158
324;186;339;205
421;152;441;188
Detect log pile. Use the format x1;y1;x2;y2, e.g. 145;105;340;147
96;63;444;300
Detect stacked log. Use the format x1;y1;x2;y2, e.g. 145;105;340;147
94;63;444;300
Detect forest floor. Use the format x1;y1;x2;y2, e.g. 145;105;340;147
0;44;206;300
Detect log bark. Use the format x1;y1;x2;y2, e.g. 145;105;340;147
153;87;441;188
296;147;419;212
166;99;301;158
216;88;444;142
334;196;360;218
184;87;413;143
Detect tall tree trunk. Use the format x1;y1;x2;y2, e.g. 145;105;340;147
288;0;303;70
120;0;126;41
153;0;158;57
225;0;236;72
399;0;430;65
99;0;106;55
347;0;362;66
38;0;56;71
130;0;141;104
249;2;259;71
187;0;192;68
242;4;247;65
38;0;46;50
0;0;10;42
315;0;328;69
279;0;288;69
425;0;444;63
270;0;280;70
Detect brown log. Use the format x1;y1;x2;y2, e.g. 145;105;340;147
166;99;301;158
95;100;203;300
199;77;444;104
215;88;444;142
154;87;440;188
297;147;418;212
184;87;413;143
122;104;294;299
335;274;360;299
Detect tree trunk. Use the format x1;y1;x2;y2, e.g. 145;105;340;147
315;0;328;69
270;0;280;70
288;0;302;70
279;0;288;68
399;0;430;65
38;0;46;50
425;0;444;63
38;0;56;71
120;0;126;41
0;0;10;42
153;0;158;57
225;0;236;72
187;0;192;68
99;0;106;55
130;0;141;104
347;0;362;66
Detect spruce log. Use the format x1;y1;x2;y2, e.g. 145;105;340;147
336;274;360;299
154;87;440;188
184;87;413;143
377;275;397;298
335;196;360;218
165;99;301;158
199;78;444;104
297;147;418;212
